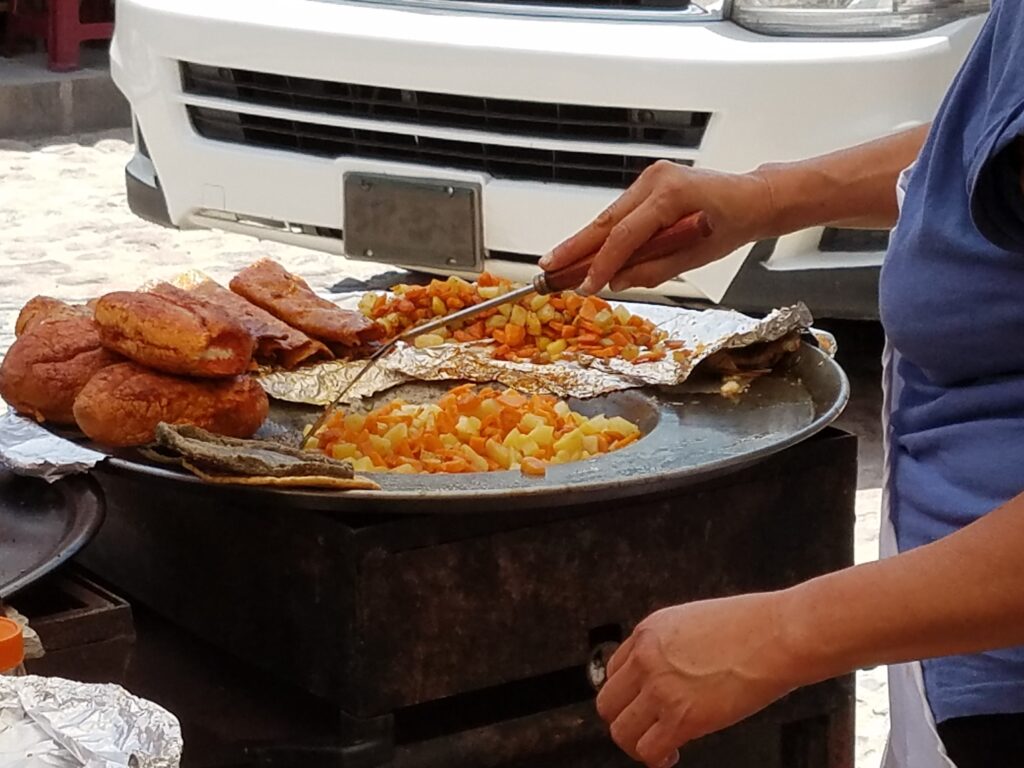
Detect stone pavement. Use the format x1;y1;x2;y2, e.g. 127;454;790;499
0;130;889;766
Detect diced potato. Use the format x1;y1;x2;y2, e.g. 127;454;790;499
554;429;584;455
528;424;555;447
520;438;541;458
606;416;641;437
352;457;377;472
441;434;460;448
432;296;447;315
462;446;490;472
526;312;542;336
613;305;632;325
383;422;409;445
343;413;366;432
369;434;391;454
414;334;446;349
593;309;614;330
582;435;599;454
547;339;568;357
456;415;482;436
536;336;552;351
485;438;512;469
478;285;502;299
304;437;319;450
519;413;545;432
477;398;501;419
510;305;528;326
331;442;359;460
498;303;513;319
528;294;549;311
393;463;418;474
503;428;524;449
580;415;609;436
486;315;508;329
537;304;557;324
554;400;571;418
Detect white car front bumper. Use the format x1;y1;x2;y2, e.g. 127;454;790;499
114;0;983;317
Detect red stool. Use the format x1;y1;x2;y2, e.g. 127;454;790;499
4;0;114;72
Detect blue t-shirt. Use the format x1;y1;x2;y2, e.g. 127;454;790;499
879;0;1024;724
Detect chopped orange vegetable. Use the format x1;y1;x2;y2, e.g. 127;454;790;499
313;385;642;476
357;272;690;366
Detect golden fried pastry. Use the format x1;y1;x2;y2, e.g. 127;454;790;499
0;317;121;425
183;279;332;369
230;259;383;351
73;363;269;447
93;286;256;377
15;296;91;337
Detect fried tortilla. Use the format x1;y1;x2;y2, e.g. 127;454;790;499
182;279;333;369
153;423;377;489
181;464;380;491
229;259;384;350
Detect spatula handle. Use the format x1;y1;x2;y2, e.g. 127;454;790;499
537;211;712;295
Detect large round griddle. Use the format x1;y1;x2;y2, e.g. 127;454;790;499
0;470;104;598
88;343;848;513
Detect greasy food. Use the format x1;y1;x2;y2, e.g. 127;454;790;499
152;424;380;490
15;296;91;337
0;317;121;425
186;279;332;369
73;363;269;447
310;383;641;476
230;259;383;351
154;423;357;478
94;286;256;377
359;273;686;364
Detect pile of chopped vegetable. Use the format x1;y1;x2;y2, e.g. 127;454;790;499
358;273;688;365
308;384;642;476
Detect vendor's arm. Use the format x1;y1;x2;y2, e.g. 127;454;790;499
598;489;1024;768
540;125;930;294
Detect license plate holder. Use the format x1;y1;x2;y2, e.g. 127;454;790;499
343;173;483;271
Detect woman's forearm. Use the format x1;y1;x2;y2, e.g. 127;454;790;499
756;124;930;237
782;490;1024;686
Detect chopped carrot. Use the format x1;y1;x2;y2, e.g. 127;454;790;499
520;457;547;477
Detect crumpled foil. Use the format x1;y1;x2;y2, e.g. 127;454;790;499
258;296;815;405
1;606;44;660
0;410;106;483
0;675;182;768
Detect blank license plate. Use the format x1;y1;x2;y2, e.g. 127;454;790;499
343;173;483;271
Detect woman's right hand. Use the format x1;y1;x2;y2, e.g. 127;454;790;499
538;160;777;295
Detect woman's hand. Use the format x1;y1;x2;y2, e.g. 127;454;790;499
539;160;775;295
596;592;806;768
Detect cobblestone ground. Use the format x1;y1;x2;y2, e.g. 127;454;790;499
0;131;889;765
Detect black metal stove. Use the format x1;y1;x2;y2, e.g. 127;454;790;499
77;421;857;768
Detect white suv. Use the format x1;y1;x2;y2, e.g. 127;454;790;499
114;0;987;319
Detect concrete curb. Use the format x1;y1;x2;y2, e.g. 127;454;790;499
0;50;130;138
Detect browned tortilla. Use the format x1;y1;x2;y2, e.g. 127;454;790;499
181;462;381;490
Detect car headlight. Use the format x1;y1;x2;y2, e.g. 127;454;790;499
730;0;990;37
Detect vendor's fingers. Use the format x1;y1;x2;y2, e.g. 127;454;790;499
609;241;724;292
636;720;684;768
596;660;642;722
540;186;651;271
579;198;676;295
606;634;636;678
608;695;660;760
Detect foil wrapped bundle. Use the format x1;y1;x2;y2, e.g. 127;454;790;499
0;676;182;768
258;297;815;406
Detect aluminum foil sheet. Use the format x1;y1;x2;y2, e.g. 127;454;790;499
0;675;182;768
0;410;106;483
257;296;815;405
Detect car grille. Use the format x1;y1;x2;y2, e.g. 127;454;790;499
181;63;708;188
188;106;693;188
181;64;710;149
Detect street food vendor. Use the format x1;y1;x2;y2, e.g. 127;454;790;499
541;2;1024;766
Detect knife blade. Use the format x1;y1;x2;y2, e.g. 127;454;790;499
301;210;712;449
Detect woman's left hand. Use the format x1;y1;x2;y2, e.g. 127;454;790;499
596;593;807;768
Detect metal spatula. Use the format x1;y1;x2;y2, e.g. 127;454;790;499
302;210;712;447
